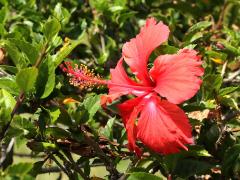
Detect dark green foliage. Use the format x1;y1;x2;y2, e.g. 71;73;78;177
0;0;239;179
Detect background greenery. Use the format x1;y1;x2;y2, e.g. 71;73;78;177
0;0;239;179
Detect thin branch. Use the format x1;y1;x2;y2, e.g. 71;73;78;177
58;151;90;180
39;166;62;174
13;153;45;158
81;126;120;180
221;61;228;77
33;43;48;68
39;162;105;174
215;0;228;30
231;127;240;133
213;91;226;148
222;110;240;121
49;154;70;177
223;69;240;83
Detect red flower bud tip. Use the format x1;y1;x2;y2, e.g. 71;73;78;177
60;61;107;89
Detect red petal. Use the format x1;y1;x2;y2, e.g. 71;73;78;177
137;94;193;155
122;18;169;85
118;97;144;156
102;58;150;105
118;94;193;156
150;49;204;104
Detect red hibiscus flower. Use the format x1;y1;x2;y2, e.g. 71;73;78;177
61;17;204;156
101;18;204;156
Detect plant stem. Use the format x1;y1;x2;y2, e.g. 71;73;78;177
60;150;90;180
214;91;225;147
81;125;120;180
39;162;105;174
223;69;240;83
215;0;228;29
0;91;24;140
34;43;48;68
49;154;71;177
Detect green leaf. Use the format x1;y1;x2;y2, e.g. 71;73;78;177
184;21;212;42
49;107;61;124
38;108;49;136
205;50;227;61
219;96;239;109
164;145;211;172
202;74;223;99
36;56;55;98
173;159;213;178
43;18;61;41
16;67;38;93
5;127;23;140
219;86;239;96
70;105;90;124
128;172;163;180
217;39;240;55
188;32;203;43
206;74;222;91
11;115;35;134
222;144;240;177
89;0;109;12
0;24;6;36
83;94;101;119
101;117;115;140
30;161;45;177
46;127;71;139
0;89;14;128
173;146;212;158
27;141;58;152
0;6;8;27
0;76;19;95
155;45;179;55
187;21;212;34
184;44;197;49
3;40;29;68
198;120;220;151
98;51;109;65
52;31;88;68
10;38;39;65
53;3;71;26
57;108;72;126
0;89;16;110
7;162;33;176
0;65;18;74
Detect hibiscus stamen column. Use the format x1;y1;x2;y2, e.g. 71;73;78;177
60;61;153;92
60;62;107;89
